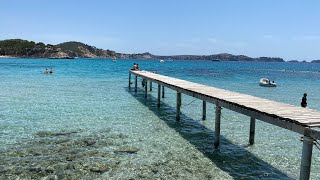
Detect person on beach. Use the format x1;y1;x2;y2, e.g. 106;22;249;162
43;69;49;74
301;93;307;108
49;68;54;74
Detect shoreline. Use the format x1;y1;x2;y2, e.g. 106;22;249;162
0;56;316;63
0;55;16;58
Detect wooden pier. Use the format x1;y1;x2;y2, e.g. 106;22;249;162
129;70;320;180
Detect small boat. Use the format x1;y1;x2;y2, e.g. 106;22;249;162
49;56;74;59
160;59;164;63
259;78;277;87
112;57;117;62
64;57;75;59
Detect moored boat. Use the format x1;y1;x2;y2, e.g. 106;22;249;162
259;78;277;87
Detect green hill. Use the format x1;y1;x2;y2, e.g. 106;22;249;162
0;39;118;58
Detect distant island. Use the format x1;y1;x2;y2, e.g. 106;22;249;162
0;39;316;62
128;52;285;62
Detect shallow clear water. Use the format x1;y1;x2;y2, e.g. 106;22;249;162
1;58;320;179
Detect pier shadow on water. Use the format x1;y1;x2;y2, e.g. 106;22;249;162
126;87;294;180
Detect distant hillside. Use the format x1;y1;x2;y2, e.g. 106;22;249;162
0;39;285;62
0;39;119;58
287;60;300;63
55;41;118;58
129;52;285;62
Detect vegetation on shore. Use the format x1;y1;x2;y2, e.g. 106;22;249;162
0;39;316;62
0;39;118;59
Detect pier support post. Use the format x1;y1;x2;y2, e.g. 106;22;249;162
249;117;256;145
214;103;221;148
176;92;181;121
150;82;152;91
134;76;137;92
300;136;313;180
162;86;165;98
144;79;148;98
202;100;206;120
157;84;161;107
128;72;131;88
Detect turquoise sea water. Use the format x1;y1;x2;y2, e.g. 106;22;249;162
1;58;320;179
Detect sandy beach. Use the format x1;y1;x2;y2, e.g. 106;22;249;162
0;55;15;58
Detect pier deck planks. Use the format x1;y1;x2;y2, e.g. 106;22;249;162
130;70;320;136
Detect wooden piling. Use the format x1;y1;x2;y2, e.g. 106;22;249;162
300;136;313;180
176;92;181;121
128;72;131;88
214;103;221;147
162;86;165;98
202;100;206;120
157;84;161;107
249;117;256;145
150;82;152;91
134;76;137;92
144;79;147;98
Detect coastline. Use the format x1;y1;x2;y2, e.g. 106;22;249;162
0;55;15;58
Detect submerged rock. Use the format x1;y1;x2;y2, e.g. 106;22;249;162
43;175;58;180
83;139;96;146
89;164;110;174
0;129;120;179
36;131;78;137
113;146;140;154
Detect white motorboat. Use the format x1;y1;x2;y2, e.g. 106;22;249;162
160;59;164;63
259;78;277;87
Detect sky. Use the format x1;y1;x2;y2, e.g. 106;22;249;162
1;0;320;61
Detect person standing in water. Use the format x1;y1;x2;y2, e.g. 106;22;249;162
49;68;54;74
301;93;307;108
